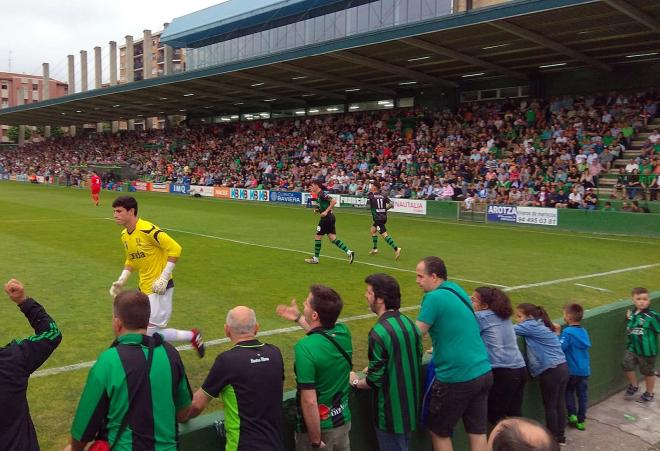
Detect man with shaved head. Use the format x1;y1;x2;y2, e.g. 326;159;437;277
488;418;559;451
183;306;285;450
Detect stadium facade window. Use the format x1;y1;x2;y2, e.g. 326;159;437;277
241;112;271;121
481;89;498;100
399;97;415;107
187;0;456;70
271;108;299;118
459;85;528;103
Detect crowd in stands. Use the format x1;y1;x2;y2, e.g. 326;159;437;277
1;90;659;210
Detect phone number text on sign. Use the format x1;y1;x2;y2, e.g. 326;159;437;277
516;207;558;226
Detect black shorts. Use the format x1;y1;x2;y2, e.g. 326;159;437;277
316;214;336;235
428;371;493;437
372;219;388;233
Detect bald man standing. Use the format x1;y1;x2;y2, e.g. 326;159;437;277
183;307;285;451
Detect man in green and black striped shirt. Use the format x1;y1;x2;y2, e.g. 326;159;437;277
622;287;659;403
350;274;422;451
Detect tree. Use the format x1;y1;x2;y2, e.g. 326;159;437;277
7;126;32;143
34;126;63;139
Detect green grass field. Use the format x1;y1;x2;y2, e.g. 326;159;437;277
1;181;659;450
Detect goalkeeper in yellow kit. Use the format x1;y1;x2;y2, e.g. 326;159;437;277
109;195;205;357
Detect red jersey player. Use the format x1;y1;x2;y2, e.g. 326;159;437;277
90;172;101;206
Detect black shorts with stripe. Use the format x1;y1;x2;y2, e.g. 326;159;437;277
317;214;336;235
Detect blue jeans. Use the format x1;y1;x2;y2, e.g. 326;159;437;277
375;429;411;451
565;375;589;422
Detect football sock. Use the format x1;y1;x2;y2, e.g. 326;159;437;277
314;240;322;258
371;235;378;249
149;327;193;342
384;235;398;250
332;239;349;253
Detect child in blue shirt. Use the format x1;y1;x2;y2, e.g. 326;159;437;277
514;303;568;445
560;303;591;431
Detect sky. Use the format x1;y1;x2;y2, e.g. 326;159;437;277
0;0;226;85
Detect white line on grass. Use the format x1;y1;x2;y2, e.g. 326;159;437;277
33;306;421;378
164;226;508;288
0;217;108;223
505;263;660;292
574;283;612;293
31;261;659;378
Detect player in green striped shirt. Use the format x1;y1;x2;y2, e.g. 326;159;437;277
305;180;355;265
350;273;422;451
622;287;659;403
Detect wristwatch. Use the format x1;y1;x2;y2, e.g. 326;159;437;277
311;441;322;448
351;378;359;388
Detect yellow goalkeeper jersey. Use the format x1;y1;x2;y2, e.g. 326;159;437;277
120;218;182;294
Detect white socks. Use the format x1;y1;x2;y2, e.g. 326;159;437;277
148;327;193;342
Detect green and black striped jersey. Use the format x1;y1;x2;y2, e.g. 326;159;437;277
366;311;423;434
626;309;660;357
71;334;192;450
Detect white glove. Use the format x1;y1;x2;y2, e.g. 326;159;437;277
152;261;176;295
152;277;168;295
109;281;124;298
109;269;131;298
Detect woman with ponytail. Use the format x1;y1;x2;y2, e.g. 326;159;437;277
514;303;569;445
472;287;527;425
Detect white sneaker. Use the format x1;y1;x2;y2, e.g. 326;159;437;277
305;256;319;264
347;251;355;264
369;249;378;255
395;247;402;260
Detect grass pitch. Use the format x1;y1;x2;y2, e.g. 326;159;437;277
1;181;658;450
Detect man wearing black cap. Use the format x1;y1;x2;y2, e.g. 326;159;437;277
306;180;355;264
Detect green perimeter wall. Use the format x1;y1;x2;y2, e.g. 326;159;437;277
423;201;660;237
178;292;660;451
3;180;660;236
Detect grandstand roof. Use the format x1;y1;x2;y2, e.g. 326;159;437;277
1;0;659;126
160;0;380;48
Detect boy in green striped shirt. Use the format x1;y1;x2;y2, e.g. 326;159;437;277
622;287;659;403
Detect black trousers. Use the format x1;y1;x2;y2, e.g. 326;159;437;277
538;363;570;441
487;366;527;425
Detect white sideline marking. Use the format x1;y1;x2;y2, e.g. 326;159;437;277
0;217;108;223
574;283;612;293
31;261;660;378
33;306;420;378
505;263;660;292
164;226;508;289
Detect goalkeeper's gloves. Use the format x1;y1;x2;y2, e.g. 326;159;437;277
109;269;131;298
152;261;176;295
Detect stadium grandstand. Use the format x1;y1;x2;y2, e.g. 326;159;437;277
1;0;659;209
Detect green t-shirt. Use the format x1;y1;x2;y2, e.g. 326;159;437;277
417;281;491;383
294;323;352;431
622;126;634;138
626;309;660;357
526;109;536;123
